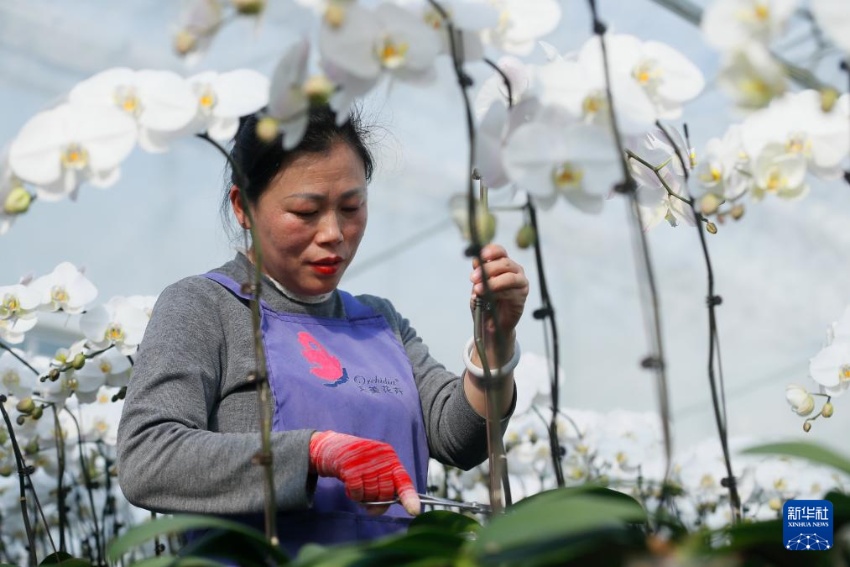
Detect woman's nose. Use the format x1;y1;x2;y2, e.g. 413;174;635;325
316;212;344;243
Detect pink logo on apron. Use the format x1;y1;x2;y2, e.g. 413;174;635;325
297;331;349;386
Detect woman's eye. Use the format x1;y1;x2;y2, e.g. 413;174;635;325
292;210;318;217
342;206;361;213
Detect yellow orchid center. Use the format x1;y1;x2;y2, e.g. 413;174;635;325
764;167;788;192
840;364;850;383
324;2;346;28
99;360;113;375
753;2;769;22
615;452;628;465
61;143;89;171
576;443;589;455
376;36;410;69
568;467;584;480
700;474;716;489
1;294;20;318
51;286;69;307
198;86;217;113
105;323;125;343
773;478;787;491
582;91;607;118
66;377;79;392
633;60;662;86
785;133;810;156
95;419;109;434
552;162;584;190
114;86;142;117
700;165;723;184
424;8;443;29
97;392;110;404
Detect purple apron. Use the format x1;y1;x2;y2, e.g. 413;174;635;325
204;273;429;555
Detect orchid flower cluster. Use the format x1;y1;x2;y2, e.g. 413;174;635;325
701;0;849;111
428;356;849;531
0;263;155;563
0;261;156;407
786;305;850;431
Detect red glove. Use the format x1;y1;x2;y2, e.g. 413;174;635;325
309;431;420;516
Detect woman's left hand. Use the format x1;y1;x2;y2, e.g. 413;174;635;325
469;243;529;337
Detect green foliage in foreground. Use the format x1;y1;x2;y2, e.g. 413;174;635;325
35;441;850;566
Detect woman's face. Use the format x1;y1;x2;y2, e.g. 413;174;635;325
231;139;368;296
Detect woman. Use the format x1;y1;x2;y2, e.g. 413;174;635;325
117;106;529;555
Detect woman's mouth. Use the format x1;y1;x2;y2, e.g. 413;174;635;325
310;258;343;276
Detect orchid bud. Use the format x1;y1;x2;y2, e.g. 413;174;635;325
173;30;198;57
48;368;61;382
255;116;280;143
303;75;335;106
730;204;745;220
515;225;536;249
822;402;834;418
0;465;12;477
15;415;26;426
786;384;815;416
0;429;7;444
324;2;346;27
768;497;782;511
23;439;38;455
803;421;812;432
231;0;265;15
820;88;840;113
3;186;32;215
699;193;722;216
71;353;87;370
15;398;35;415
705;222;718;234
31;406;43;420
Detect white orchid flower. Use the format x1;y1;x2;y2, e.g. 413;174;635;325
503;106;620;213
581;34;705;120
716;42;786;110
811;0;850;53
785;384;815;415
750;143;808;201
76;349;132;391
183;70;270;143
79;391;124;445
627;128;696;231
512;352;553;415
79;297;150;356
265;39;338;150
29;262;98;314
319;2;440;92
809;326;850;397
693;125;753;200
481;0;561;56
8;103;137;199
0;351;38;399
535;45;656;136
126;294;158;319
397;0;499;62
69;68;198;154
702;0;798;50
0;284;40;344
741;90;850;180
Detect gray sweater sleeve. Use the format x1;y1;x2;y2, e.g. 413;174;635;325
356;295;516;471
117;278;315;515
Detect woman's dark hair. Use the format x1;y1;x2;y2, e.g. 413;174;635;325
222;105;374;230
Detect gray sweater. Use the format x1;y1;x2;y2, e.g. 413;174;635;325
117;254;513;515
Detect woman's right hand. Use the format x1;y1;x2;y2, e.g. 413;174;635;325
308;431;420;516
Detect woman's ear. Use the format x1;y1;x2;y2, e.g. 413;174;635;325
229;185;251;229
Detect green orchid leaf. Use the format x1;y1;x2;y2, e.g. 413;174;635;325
106;514;287;565
470;487;647;566
742;442;850;476
408;510;481;534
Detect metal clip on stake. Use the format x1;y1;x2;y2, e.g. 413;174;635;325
363;493;492;515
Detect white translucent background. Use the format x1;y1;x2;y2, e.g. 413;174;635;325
1;0;849;456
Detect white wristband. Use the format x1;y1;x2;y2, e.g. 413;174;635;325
463;336;521;381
